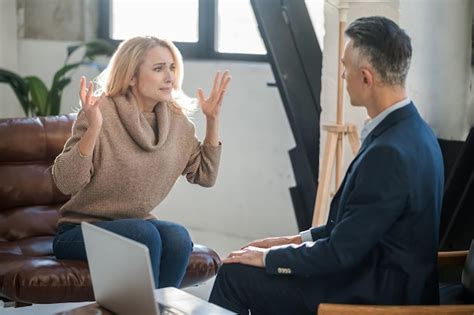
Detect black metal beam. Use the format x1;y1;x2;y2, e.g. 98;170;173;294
251;0;322;230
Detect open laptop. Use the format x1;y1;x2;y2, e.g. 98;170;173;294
82;222;234;315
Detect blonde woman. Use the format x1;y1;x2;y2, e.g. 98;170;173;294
52;36;231;288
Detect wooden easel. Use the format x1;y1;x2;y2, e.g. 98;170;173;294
312;3;360;227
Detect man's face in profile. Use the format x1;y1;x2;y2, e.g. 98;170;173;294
341;40;366;108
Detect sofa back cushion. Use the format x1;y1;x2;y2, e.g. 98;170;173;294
0;115;75;253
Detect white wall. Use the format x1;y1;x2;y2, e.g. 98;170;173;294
400;0;473;140
0;0;22;118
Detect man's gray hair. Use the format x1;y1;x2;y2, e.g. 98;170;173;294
345;16;412;86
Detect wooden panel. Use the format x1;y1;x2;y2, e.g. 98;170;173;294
319;303;474;315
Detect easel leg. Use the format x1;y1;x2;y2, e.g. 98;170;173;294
335;133;344;191
347;128;360;155
312;131;338;227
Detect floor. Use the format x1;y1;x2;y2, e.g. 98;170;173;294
0;228;253;315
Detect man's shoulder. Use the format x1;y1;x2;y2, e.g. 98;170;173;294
379;109;433;143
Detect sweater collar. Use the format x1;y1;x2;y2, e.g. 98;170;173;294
112;91;170;151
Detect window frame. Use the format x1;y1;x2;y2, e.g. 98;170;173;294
98;0;268;62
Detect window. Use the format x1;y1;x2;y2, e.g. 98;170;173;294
110;0;199;43
99;0;268;61
216;0;266;54
305;0;325;49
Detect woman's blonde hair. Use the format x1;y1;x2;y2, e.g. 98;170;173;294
98;36;195;113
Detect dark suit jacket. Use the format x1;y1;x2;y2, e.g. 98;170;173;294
266;103;444;309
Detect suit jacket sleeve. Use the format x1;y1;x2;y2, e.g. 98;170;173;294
265;145;409;277
310;225;327;241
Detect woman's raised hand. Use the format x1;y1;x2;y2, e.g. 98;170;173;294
79;76;103;131
197;71;231;120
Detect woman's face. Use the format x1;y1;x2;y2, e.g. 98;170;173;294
131;45;176;107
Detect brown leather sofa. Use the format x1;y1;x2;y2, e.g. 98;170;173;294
0;114;221;306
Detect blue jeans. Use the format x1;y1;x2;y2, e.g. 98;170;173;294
53;219;193;288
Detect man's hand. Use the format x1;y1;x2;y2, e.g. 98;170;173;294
242;235;302;249
222;246;267;268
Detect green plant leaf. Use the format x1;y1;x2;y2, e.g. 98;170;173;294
48;77;71;115
66;44;81;60
66;39;115;64
0;69;30;115
84;39;115;60
1;40;114;117
52;62;81;85
25;76;48;116
46;63;80;115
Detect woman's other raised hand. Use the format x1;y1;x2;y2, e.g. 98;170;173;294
79;76;103;131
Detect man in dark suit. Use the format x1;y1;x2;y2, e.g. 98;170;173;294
209;16;444;314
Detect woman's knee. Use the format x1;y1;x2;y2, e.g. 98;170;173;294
174;224;192;245
168;224;193;253
98;219;162;249
131;221;162;248
150;221;193;252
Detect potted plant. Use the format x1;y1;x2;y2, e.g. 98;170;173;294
0;39;115;116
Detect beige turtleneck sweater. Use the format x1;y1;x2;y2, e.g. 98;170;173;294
52;92;221;225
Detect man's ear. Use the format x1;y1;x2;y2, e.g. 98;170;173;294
361;68;374;87
130;76;136;87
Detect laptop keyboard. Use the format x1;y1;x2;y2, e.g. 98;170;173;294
157;302;187;314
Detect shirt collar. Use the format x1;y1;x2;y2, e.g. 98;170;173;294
360;98;411;144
